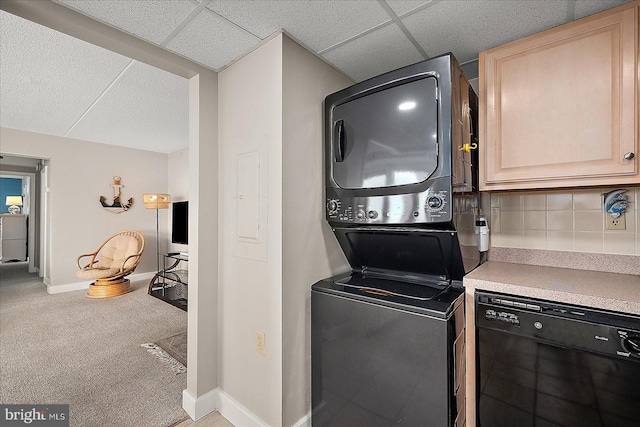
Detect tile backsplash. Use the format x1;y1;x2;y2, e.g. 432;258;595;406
488;187;640;256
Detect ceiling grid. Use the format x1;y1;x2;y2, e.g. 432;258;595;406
0;0;632;154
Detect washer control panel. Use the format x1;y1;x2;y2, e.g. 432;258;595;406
326;187;452;225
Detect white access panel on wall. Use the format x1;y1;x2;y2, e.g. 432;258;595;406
234;151;267;261
237;151;260;242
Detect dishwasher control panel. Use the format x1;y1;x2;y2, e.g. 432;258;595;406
484;309;520;326
476;292;640;362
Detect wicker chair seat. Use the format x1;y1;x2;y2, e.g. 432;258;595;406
76;267;122;280
76;230;145;298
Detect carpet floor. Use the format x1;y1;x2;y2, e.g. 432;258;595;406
0;263;189;427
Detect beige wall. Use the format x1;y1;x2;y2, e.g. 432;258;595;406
489;187;640;255
218;34;352;426
0;126;168;287
218;35;284;427
186;69;220;409
281;36;351;426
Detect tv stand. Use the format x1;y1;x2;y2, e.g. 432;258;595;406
148;252;188;311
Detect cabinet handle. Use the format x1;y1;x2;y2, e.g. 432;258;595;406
623;152;635;160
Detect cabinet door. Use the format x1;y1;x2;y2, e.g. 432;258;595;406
480;4;638;190
453;70;474;192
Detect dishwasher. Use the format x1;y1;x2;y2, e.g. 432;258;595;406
475;291;640;427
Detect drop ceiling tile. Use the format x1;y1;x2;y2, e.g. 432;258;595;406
322;23;424;82
165;9;259;70
56;0;199;45
208;0;390;52
402;0;567;63
66;61;188;154
0;11;132;137
574;0;632;19
385;0;433;17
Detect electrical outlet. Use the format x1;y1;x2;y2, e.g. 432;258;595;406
256;331;266;355
605;213;626;230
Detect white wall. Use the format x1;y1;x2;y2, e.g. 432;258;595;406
0;127;168;288
281;36;352;426
218;36;284;427
218;33;352;427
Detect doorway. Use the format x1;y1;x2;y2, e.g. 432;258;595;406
0;154;49;281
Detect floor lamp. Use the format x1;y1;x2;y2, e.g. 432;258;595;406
143;193;171;274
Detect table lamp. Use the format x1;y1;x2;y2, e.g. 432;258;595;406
6;196;23;214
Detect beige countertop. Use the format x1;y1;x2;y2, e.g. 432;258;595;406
464;261;640;315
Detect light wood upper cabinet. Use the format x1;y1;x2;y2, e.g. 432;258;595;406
480;2;638;191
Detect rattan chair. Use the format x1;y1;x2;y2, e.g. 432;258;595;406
76;230;145;298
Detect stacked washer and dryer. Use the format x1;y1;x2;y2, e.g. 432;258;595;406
311;53;481;426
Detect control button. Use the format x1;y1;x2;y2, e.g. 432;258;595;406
356;210;366;219
413;211;419;218
534;321;543;330
367;210;378;219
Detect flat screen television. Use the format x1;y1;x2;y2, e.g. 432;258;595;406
171;201;188;245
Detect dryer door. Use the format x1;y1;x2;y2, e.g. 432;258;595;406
330;76;439;190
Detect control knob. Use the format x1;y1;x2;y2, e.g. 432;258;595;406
367;210;378;219
622;335;640;357
427;196;443;211
327;199;341;215
356;209;366;220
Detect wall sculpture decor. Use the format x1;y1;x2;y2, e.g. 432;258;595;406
100;176;133;213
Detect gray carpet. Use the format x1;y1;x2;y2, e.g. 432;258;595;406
0;263;189;427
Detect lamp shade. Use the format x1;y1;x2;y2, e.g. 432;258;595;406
5;196;23;206
143;193;171;209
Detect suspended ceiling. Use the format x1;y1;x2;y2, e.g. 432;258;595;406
0;0;632;154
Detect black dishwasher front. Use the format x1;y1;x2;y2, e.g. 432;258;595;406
476;291;640;427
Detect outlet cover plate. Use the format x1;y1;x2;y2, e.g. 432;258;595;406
605;213;626;230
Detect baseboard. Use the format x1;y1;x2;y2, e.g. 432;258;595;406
182;388;218;421
130;271;156;282
292;412;311;427
181;386;304;427
217;389;269;427
46;271;156;294
47;280;90;294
